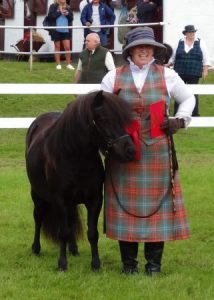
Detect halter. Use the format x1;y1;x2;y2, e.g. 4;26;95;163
92;119;130;156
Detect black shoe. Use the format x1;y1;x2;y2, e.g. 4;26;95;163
145;265;161;276
122;266;139;275
144;242;164;276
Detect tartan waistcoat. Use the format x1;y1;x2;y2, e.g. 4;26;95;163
114;63;169;145
80;46;108;83
174;40;203;77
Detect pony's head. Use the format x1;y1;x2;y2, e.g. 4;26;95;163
91;90;136;162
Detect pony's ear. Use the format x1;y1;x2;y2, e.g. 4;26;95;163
94;90;103;108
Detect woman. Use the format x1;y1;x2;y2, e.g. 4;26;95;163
167;25;210;116
101;27;195;275
47;0;75;70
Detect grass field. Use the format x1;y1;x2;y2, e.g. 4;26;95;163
0;61;214;300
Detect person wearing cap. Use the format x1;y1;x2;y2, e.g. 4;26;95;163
167;25;210;116
101;26;195;276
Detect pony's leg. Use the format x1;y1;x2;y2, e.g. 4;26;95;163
67;205;80;256
68;237;79;256
57;201;69;271
86;198;102;270
31;189;45;255
58;239;67;271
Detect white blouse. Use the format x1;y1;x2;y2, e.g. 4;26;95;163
101;59;195;126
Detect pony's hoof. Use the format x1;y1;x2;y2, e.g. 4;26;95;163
32;243;41;255
91;259;101;271
58;259;67;271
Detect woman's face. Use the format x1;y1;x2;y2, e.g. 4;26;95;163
129;45;154;68
185;32;196;40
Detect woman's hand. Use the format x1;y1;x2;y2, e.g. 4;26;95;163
61;9;68;15
202;65;209;79
160;118;185;135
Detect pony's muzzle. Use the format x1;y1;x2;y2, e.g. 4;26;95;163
112;139;136;163
125;145;136;161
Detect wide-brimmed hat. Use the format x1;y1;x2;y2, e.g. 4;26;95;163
122;27;166;61
182;25;197;35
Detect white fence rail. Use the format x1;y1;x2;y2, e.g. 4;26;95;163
0;84;214;128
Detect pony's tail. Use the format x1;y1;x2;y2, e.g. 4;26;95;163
42;203;83;244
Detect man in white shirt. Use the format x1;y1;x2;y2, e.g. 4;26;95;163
75;32;115;83
80;0;115;46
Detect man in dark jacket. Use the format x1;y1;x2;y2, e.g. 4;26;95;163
74;32;115;83
80;0;115;46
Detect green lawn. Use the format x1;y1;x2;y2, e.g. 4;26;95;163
0;61;213;300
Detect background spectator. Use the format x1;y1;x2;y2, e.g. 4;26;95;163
79;0;92;13
80;0;115;46
47;0;74;70
137;0;157;24
167;25;210;116
74;32;115;83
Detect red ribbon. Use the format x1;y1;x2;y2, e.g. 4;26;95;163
125;120;141;161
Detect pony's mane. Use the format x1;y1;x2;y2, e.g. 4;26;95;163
58;91;132;132
47;91;132;155
98;91;132;127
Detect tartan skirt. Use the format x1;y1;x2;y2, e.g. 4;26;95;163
104;136;190;242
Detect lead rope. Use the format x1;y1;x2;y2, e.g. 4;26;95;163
167;134;176;213
109;167;165;219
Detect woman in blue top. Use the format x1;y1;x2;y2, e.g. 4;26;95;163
48;0;75;70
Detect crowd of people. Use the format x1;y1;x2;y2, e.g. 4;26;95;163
46;0;162;70
45;2;210;275
47;0;116;70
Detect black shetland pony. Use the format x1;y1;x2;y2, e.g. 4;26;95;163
25;91;136;271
